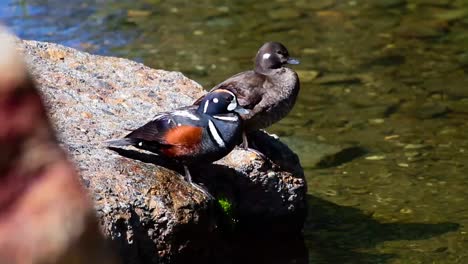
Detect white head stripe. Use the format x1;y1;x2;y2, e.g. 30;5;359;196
203;100;209;113
172;111;200;120
224;90;236;98
263;53;271;59
208;120;225;147
213;115;238;121
153;114;165;120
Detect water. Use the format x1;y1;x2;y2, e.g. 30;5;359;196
3;0;468;263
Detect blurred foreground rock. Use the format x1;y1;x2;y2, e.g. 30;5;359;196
0;29;118;264
17;38;307;263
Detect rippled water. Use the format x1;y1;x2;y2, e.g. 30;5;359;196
3;0;468;263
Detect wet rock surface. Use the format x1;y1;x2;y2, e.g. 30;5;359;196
18;40;307;262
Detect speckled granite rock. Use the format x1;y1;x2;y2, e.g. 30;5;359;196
18;39;306;263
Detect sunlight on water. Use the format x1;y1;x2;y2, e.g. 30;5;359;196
3;0;468;262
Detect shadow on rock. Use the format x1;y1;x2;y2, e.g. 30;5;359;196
108;147;183;174
305;194;459;264
196;162;306;235
247;130;304;176
109;131;307;236
103;148;218;263
108;146;308;263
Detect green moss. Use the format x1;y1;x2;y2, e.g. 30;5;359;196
217;196;233;217
217;196;237;231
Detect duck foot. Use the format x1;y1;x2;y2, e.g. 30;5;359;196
241;132;268;160
245;147;268;161
183;165;214;200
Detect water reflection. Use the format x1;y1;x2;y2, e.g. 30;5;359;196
2;0;139;54
306;195;459;263
3;0;468;262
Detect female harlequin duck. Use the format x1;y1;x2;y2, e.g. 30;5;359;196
194;42;300;147
107;89;248;184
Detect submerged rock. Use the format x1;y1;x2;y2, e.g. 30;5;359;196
282;137;367;169
18;39;306;262
314;73;362;85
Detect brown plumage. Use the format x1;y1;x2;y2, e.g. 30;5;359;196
194;42;300;132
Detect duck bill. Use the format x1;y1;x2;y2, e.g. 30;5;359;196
234;105;249;115
287;57;300;65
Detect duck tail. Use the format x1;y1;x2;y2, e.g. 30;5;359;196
104;138;140;147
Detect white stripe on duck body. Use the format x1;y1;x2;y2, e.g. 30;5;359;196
107;89;248;188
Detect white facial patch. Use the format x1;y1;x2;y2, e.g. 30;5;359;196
213;98;219;103
227;99;237;111
203;100;210;113
263;53;271;60
173;111;200;120
208;120;225;147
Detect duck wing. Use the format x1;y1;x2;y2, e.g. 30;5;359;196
193;70;265;109
125;113;175;142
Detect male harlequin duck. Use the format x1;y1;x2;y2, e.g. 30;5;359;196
107;89;248;185
194;42;300;147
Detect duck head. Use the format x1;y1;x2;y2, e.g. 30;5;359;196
254;42;299;75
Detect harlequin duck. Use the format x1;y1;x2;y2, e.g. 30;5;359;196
107;89;248;185
194;42;300;147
